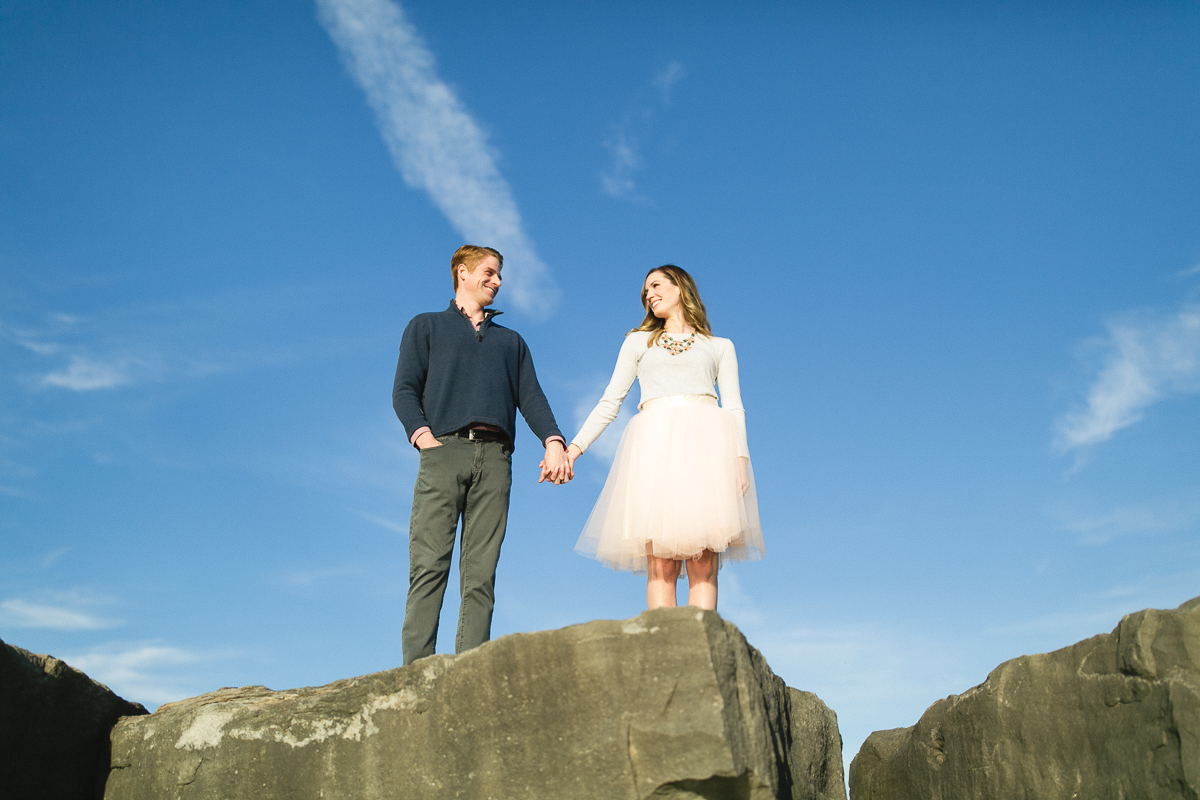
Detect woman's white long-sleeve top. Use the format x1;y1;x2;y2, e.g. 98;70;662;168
571;331;750;459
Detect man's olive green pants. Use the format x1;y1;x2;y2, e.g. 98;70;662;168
401;435;512;665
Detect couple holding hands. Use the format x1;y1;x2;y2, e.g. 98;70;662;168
392;245;764;665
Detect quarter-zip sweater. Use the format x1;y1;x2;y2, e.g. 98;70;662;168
392;302;563;450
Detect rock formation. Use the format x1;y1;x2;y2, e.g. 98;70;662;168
103;608;844;800
849;595;1200;799
1;636;147;800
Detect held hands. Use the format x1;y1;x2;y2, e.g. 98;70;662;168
538;440;573;485
543;444;582;484
566;443;582;471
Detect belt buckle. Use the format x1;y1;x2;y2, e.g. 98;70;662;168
467;428;479;441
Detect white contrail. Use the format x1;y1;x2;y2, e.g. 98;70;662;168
316;0;557;315
1056;305;1200;451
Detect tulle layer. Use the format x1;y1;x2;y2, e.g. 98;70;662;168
574;398;765;573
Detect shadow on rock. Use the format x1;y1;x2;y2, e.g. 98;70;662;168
1;638;147;800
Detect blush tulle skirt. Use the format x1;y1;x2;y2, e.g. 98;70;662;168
574;395;765;573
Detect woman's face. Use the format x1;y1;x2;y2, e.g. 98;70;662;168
643;271;682;320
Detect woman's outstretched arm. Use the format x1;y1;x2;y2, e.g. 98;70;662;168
569;333;645;460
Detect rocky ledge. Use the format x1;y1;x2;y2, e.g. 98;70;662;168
850;595;1200;799
1;637;147;800
103;608;845;800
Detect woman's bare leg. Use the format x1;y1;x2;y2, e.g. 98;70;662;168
647;556;681;608
685;550;718;610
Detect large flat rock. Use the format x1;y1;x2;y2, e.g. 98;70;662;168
1;637;147;800
103;608;844;800
849;595;1200;800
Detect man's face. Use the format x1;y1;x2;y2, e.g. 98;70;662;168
458;256;502;306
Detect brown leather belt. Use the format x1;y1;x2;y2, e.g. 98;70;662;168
450;426;508;443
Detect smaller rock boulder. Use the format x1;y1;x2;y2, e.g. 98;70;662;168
849;595;1200;800
1;637;147;800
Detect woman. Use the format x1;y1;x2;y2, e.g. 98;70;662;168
566;265;764;610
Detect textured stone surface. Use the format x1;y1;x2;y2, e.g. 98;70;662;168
850;595;1200;800
104;608;844;800
1;637;147;800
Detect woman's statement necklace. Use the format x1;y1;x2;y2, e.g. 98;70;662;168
659;332;696;356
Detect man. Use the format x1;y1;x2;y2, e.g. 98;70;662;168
392;245;571;665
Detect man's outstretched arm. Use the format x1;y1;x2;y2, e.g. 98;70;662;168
514;337;571;483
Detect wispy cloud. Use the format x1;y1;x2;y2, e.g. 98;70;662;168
316;0;557;315
1;287;313;396
1054;493;1200;544
601;60;686;202
0;288;333;498
63;643;205;707
41;547;71;568
1055;305;1200;451
257;415;416;506
1178;263;1200;278
358;511;408;535
40;355;134;391
16;339;61;356
985;608;1125;636
653;60;686;103
601;129;641;200
274;565;365;588
0;597;120;631
2;312;160;393
717;569;765;627
30;347;204;393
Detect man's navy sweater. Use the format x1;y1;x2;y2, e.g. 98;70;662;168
392;302;563;450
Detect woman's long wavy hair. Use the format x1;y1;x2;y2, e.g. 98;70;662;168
630;264;712;347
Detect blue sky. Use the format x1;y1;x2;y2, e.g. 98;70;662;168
3;0;1199;769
